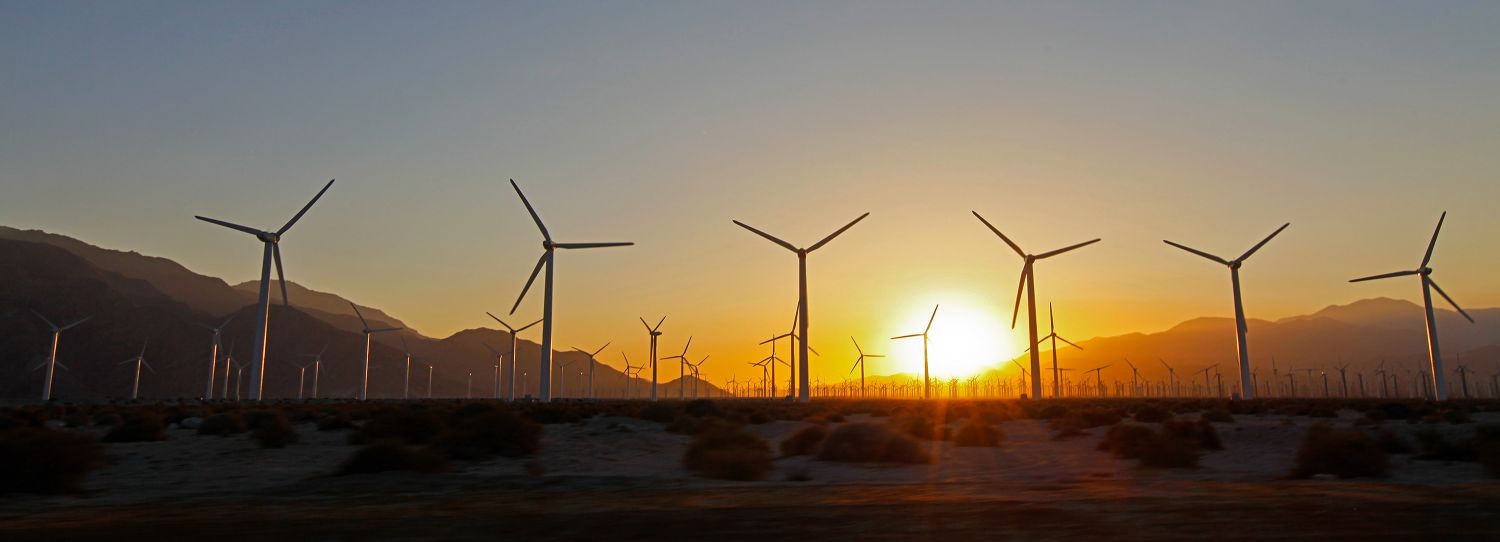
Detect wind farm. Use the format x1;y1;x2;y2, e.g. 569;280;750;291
3;2;1500;540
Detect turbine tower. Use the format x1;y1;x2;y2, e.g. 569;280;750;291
1349;212;1474;401
972;211;1099;399
33;311;88;402
639;316;666;401
660;337;694;400
352;302;402;400
733;212;870;402
199;313;237;399
1164;222;1289;399
892;305;939;399
195;179;334;400
120;342;153;400
507;179;634;402
488;312;542;401
571;342;610;400
849;337;884;398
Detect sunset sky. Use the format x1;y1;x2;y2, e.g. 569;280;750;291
4;2;1499;383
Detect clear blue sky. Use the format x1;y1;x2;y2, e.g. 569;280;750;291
4;2;1499;379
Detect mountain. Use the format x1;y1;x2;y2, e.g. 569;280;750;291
231;280;410;335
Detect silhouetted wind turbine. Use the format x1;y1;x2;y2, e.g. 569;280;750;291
1025;303;1083;398
572;342;610;400
507;179;633;402
1159;359;1179;397
1349;212;1474;401
351;302;402;400
488;312;542;401
1163;223;1288;399
686;354;711;398
972;212;1099;399
734;212;870;402
32;311;88;401
640;316;666;401
849;337;884;398
302;344;325;399
892;304;939;399
483;342;505;399
1084;364;1112;397
294;362;312;400
660;337;693;400
199;313;237;399
1123;358;1142;397
195;179;334;400
120;342;153;400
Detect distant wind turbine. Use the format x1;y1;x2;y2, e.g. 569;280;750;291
660;337;694;400
639;316;666;401
488;312;542;401
351;302;402;400
571;342;610;400
195;179;334;400
972;211;1099;399
892;304;939;399
1349;212;1474;401
734;212;870;402
302;344;325;399
120;342;153;400
199;313;237;399
1164;222;1289;399
32;310;88;401
507;179;633;402
849;337;884;398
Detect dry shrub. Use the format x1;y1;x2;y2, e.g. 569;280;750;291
336;442;448;476
1414;428;1473;461
1138;433;1201;468
1051;408;1120;431
1161;419;1223;451
1201;409;1236;423
252;413;299;449
317;413;356;432
637;403;679;423
197;413;246;436
1097;422;1156;459
683;399;723;418
1132;405;1172;423
682;424;772;481
350;409;445;445
780;424;829;456
892;412;949;441
433;411;542;460
816;422;931;464
0;427;105;494
953;416;1005;447
103;412;166;443
1376;429;1413;454
1291;424;1389;479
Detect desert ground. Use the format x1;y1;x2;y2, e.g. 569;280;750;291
2;399;1498;541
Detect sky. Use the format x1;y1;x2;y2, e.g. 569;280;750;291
4;1;1500;385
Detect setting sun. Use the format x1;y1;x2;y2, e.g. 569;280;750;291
887;297;1016;379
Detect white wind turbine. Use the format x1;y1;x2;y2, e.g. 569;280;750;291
639;316;666;401
1349;212;1474;401
199;313;237;399
660;337;694;400
195;179;334;401
972;212;1099;399
483;342;505;400
488;312;543;401
294;362;312;400
120;342;153;400
351;302;402;400
892;305;939;400
221;340;237;399
400;337;415;400
32;311;88;402
733;212;870;402
301;344;325;399
1164;223;1289;399
571;342;610;400
507;179;634;403
849;337;884;398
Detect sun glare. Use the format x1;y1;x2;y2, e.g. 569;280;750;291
888;298;1014;379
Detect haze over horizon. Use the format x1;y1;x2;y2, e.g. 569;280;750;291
5;2;1500;383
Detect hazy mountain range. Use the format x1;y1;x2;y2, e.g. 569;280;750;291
1;225;1496;401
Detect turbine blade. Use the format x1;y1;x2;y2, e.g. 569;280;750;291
866;354;885;358
1349;269;1419;283
30;310;56;330
1426;277;1474;323
925;304;939;333
277;179;336;235
1010;266;1029;328
371;327;403;333
892;333;922;340
273;245;289;306
510;179;551;242
219;312;238;328
640;317;652;332
1163;240;1230;265
510;252;548;315
850;336;863;355
195;216;264;237
971;211;1025;257
1421;212;1446;267
487;312;511;330
1236;222;1290;262
1036;238;1101;259
554;242;634;249
806;212;870;252
850;360;861;375
1056;335;1084;350
592;342;610;357
732;220;798;252
654;315;667;331
350;301;370;329
517;318;543;332
401;336;410;355
59;317;90;331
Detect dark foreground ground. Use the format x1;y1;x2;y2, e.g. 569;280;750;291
3;478;1497;541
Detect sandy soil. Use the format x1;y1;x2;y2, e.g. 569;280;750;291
1;408;1497;540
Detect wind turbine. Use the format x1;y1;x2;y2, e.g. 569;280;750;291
1350;212;1474;400
972;211;1099;399
660;337;694;400
506;179;634;403
221;340;237;399
294;362;311;400
1084;364;1112;397
639;316;666;401
120;342;153;400
892;304;939;399
757;336;784;398
1163;223;1289;399
733;212;870;402
401;337;415;400
483;342;506;399
1010;359;1031;396
849;337;884;398
1025;303;1083;398
351;302;402;400
199;313;237;399
571;342;610;400
1159;359;1179;397
623;352;643;398
686;355;711;398
195;179;334;400
32;311;88;401
1335;363;1352;398
487;312;542;401
1123;358;1142;397
302;344;326;399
